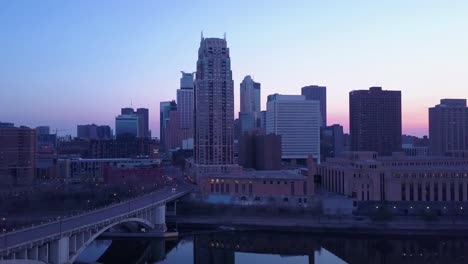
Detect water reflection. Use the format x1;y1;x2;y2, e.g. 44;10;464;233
76;231;468;264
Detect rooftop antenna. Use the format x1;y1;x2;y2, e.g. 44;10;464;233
131;99;133;108
224;32;226;40
201;31;204;40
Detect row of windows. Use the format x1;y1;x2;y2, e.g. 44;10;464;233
401;182;468;202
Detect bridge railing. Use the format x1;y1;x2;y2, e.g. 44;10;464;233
1;187;192;254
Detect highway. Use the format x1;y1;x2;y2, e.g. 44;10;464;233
2;185;192;251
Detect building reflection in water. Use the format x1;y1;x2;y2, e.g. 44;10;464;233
84;231;468;264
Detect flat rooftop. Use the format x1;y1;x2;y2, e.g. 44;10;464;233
211;170;306;180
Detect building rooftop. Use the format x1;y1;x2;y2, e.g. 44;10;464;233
212;170;306;180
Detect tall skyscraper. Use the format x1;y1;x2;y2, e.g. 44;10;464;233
301;85;327;127
239;75;261;133
193;35;235;173
177;71;194;133
266;94;321;162
159;101;172;150
0;126;36;186
35;126;50;135
136;108;149;138
349;86;402;156
115;114;139;138
429;99;468;157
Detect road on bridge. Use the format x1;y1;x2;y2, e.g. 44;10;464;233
2;185;192;251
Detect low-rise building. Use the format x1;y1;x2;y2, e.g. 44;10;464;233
57;158;160;182
318;152;468;212
198;156;316;206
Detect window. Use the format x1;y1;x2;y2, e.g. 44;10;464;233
451;183;455;201
434;183;438;201
417;183;422;201
210;183;214;193
459;183;464;202
226;183;230;193
425;182;430;201
249;183;253;195
235;183;239;193
303;182;307;195
409;183;414;201
242;184;246;194
401;183;406;201
291;182;295;195
442;183;447;201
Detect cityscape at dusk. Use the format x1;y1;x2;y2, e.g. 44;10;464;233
1;1;468;264
2;1;468;136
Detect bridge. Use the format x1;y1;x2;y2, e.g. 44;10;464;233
0;186;192;264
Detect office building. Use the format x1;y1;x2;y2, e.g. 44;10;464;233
159;101;172;150
190;35;239;175
301;85;327;127
120;107;150;138
177;71;195;149
78;124;111;140
239;75;261;132
0;126;36;186
266;94;321;162
178;71;195;129
115;114;139;138
35;126;50;135
429;99;468;157
239;131;282;170
321;124;344;161
136;108;149;138
349;87;402;156
0;122;14;128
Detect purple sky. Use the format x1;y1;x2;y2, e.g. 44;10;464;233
1;1;467;137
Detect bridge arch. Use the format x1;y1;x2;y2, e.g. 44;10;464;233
68;217;153;264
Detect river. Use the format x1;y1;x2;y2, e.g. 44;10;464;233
76;230;468;263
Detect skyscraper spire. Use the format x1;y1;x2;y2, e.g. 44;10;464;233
201;31;204;40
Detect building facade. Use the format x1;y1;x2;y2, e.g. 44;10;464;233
321;124;344;162
177;71;195;150
319;152;468;207
301;85;327;127
239;131;282;170
159;101;172;151
239;75;261;132
0;126;36;186
349;87;402;156
266;94;320;162
429;99;468;157
192;35;236;174
77;124;111;140
115;114;139;138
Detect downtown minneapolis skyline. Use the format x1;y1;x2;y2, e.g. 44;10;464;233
1;1;467;137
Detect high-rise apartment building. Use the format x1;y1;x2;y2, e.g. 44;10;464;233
0;126;36;186
429;99;468;157
301;85;327;127
349;87;401;156
239;76;261;132
192;35;237;174
266;94;321;162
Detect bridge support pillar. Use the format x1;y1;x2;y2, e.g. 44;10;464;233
69;234;77;254
151;204;166;231
49;237;69;264
28;246;39;260
38;243;48;263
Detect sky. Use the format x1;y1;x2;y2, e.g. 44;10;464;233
1;0;467;137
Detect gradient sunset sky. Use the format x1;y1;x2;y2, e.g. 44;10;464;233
1;0;467;137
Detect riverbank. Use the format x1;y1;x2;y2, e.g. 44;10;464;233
168;214;468;237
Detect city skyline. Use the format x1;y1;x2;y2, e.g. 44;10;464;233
1;1;468;137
